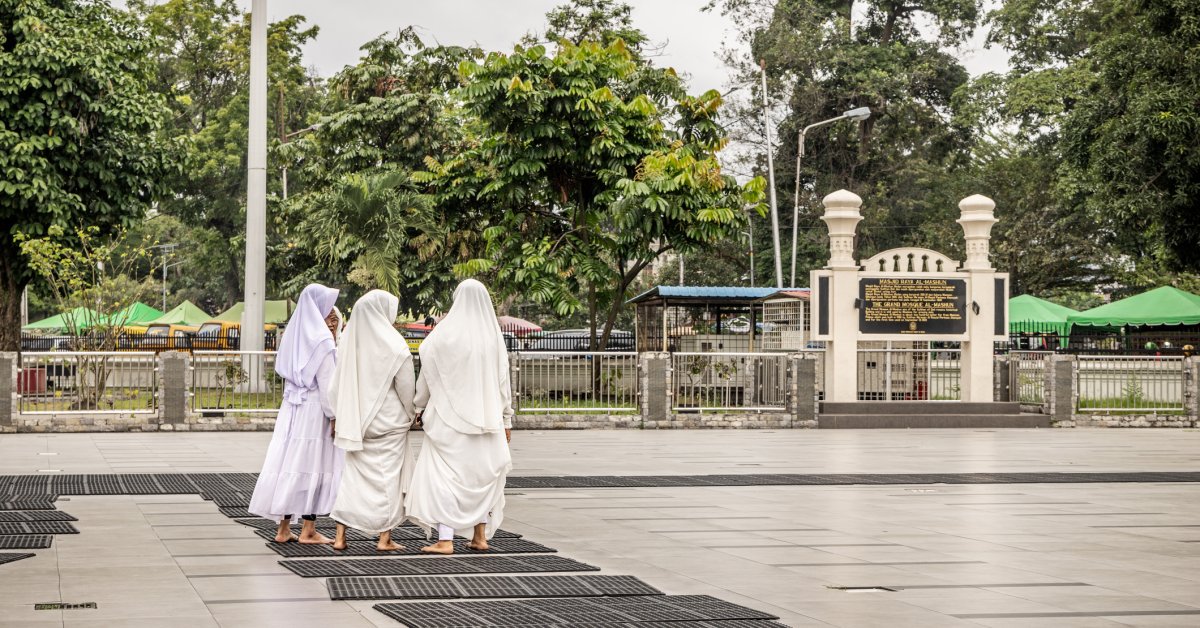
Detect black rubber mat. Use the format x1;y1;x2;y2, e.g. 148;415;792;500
328;574;661;600
0;553;35;566
373;594;777;627
240;517;520;539
0;521;77;535
503;471;1200;488
0;535;53;549
282;555;598;578
1;472;1197;500
0;500;56;511
254;527;395;543
268;537;555;558
0;511;76;523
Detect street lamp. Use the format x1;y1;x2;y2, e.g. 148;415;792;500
243;0;268;354
741;231;755;287
760;61;784;288
280;123;321;200
789;106;870;287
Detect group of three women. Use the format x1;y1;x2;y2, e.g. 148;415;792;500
247;279;514;553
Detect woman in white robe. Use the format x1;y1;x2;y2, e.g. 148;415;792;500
249;284;344;544
405;279;513;554
329;290;416;551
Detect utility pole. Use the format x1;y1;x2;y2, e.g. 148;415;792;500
242;0;267;354
760;60;783;288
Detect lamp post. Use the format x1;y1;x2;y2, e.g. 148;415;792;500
790;106;870;287
742;231;755;287
242;0;268;354
280;123;321;200
760;61;784;288
150;243;178;310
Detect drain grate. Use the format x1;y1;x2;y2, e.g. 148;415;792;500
0;511;77;523
0;553;35;566
281;554;598;578
0;535;53;549
35;602;97;610
328;574;662;600
0;521;77;535
373;594;778;627
267;537;555;558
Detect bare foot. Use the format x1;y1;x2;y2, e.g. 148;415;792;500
376;539;406;552
332;540;347;551
467;539;489;551
273;532;298;543
298;530;334;545
421;540;455;555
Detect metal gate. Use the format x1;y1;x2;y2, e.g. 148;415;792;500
856;341;961;401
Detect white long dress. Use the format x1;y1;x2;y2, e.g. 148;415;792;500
330;360;416;534
248;353;344;521
405;373;513;539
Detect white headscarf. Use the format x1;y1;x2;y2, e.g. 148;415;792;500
274;284;339;389
418;279;509;434
330;290;410;452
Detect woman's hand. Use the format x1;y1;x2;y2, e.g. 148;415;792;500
330;419;336;438
505;428;511;443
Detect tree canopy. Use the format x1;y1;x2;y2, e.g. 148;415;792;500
1;0;177;350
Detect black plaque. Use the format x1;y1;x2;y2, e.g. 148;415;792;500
817;276;830;336
859;277;966;335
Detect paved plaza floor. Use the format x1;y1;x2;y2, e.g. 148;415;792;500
0;428;1198;627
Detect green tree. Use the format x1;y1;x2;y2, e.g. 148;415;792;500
979;0;1199;292
282;30;482;312
708;0;979;278
439;35;764;348
130;0;321;310
0;0;176;351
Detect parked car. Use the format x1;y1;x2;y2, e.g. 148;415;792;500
527;329;635;352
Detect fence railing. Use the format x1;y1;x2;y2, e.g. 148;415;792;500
1010;351;1051;405
856;347;962;401
191;351;282;415
1076;355;1186;413
511;352;639;413
671;352;790;412
17;351;158;414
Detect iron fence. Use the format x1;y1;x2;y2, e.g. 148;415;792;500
857;343;962;401
17;351;158;414
671;352;790;412
1076;355;1185;413
1010;351;1051;405
191;351;283;415
511;352;639;413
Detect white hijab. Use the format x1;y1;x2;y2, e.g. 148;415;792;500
330;290;411;452
418;279;509;434
274;284;339;389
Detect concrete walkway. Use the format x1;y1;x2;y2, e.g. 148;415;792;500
1;429;1198;626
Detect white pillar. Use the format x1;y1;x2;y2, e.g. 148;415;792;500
241;0;267;353
820;189;863;402
957;194;998;402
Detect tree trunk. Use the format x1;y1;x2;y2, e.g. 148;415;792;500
0;240;30;352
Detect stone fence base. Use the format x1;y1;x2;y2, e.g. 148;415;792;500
1055;414;1197;429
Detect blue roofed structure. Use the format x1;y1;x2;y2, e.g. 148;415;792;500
628;286;779;304
631;286;783;351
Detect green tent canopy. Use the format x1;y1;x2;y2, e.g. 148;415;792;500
1009;294;1077;336
22;306;105;332
1068;286;1200;328
109;302;164;326
214;300;294;325
149;301;211;327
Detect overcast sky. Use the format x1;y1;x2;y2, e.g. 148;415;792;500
225;0;1010;93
